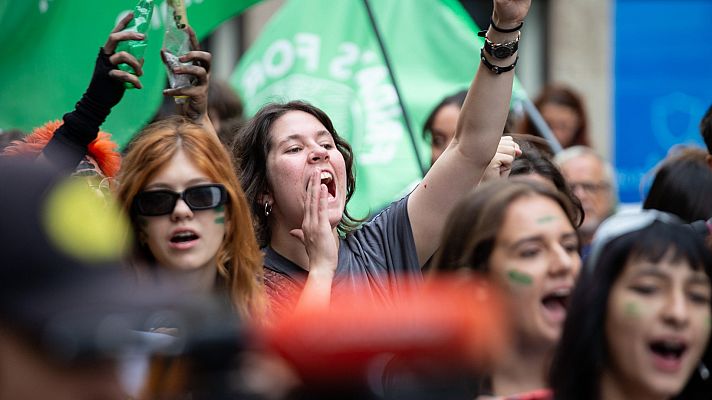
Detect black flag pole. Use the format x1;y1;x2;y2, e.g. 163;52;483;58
362;0;427;177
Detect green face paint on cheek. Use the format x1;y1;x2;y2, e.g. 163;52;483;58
507;270;533;285
214;205;225;224
624;301;640;318
536;215;557;224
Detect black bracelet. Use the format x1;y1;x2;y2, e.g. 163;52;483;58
480;49;518;75
490;17;523;33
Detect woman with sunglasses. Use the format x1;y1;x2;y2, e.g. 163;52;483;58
549;210;712;400
33;14;265;320
233;0;531;316
117;116;265;319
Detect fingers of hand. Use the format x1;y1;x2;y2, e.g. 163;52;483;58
162;87;205;100
170;63;209;85
499;153;515;167
185;26;201;51
318;184;328;214
111;30;145;43
300;171;317;230
497;136;519;157
109;52;144;76
308;170;320;223
180;51;212;74
289;229;305;243
111;12;134;34
108;70;142;89
104;30;144;55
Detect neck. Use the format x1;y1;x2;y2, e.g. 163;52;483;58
490;339;551;396
168;263;218;295
269;220;340;271
600;370;666;400
579;226;596;247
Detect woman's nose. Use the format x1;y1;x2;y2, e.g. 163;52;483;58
310;145;330;163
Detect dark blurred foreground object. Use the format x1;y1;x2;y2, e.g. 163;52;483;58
0;158;245;399
261;276;510;399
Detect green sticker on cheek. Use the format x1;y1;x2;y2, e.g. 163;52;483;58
507;270;533;285
536;215;557;224
624;302;640;318
214;205;225;224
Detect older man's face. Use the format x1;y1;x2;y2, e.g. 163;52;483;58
559;154;614;240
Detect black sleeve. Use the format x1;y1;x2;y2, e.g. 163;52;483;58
42;48;126;171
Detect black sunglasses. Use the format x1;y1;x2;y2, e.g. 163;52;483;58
133;184;228;216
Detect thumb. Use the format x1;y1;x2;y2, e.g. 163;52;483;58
289;229;305;243
514;143;522;157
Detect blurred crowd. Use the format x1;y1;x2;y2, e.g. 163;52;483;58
1;1;711;399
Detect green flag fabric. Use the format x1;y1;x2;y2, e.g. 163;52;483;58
0;0;259;147
230;0;526;218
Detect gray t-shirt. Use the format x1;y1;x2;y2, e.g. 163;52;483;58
264;195;423;307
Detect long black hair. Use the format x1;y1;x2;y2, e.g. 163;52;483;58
643;147;712;223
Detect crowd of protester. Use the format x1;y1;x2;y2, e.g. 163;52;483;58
2;0;711;398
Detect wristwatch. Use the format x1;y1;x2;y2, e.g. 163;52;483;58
478;30;520;60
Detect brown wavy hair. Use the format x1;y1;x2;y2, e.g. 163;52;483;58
117;116;265;320
431;178;581;273
231;101;362;247
516;84;590;148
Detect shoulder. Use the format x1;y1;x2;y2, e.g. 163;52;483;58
263;267;301;323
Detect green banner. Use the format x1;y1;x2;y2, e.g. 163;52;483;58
230;0;526;217
0;0;260;147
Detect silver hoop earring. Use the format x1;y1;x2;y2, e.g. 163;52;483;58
264;202;272;217
700;362;710;380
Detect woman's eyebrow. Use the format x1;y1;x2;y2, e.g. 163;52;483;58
316;130;331;139
688;272;711;286
509;236;544;248
629;267;667;280
143;177;211;190
276;134;303;147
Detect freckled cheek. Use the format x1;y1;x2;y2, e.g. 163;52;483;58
269;162;304;192
333;156;348;196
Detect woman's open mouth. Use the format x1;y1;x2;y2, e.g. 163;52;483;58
311;170;336;200
169;230;200;250
540;288;571;323
648;339;687;372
